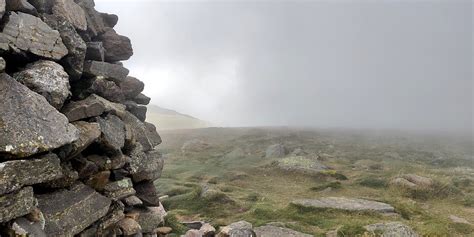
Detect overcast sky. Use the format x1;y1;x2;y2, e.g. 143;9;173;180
95;0;472;133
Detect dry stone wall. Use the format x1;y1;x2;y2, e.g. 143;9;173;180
0;0;166;236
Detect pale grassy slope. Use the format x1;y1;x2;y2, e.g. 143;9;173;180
146;105;210;130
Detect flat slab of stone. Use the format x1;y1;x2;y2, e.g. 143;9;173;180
0;187;37;223
0;153;62;195
37;182;111;236
291;197;395;213
277;156;329;175
365;222;419;237
0;12;68;60
254;225;312;237
83;60;129;83
0;73;79;158
103;178;135;200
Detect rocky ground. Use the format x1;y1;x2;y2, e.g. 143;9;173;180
156;127;474;236
0;0;166;236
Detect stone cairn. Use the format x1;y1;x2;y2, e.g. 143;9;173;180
0;0;167;236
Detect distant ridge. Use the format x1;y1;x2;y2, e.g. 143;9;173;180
146;105;210;130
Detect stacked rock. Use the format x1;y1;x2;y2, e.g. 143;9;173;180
0;0;166;236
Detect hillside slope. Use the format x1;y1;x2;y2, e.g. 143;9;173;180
146;105;210;130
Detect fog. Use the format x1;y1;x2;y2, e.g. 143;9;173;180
95;0;472;134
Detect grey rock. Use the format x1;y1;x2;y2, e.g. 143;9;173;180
76;76;125;102
97;201;125;232
0;187;37;223
0;153;62;195
123;195;143;206
97;28;133;62
83;60;129;83
277;156;329;175
0;73;79;158
265;144;287;158
9;217;47;237
61;94;106;122
84;170;110;191
131;149;164;182
125;101;147;122
39;162;79;189
0;12;68;60
134;181;161;206
365;222;419;237
119;76;144;99
5;0;37;15
145;122;162;148
103;178;136;200
218;221;255;237
291;197;395;213
120;111;154;151
136;205;167;233
199;223;216;237
75;0;106;38
13;60;71;109
28;0;53;13
254;225;312;237
0;0;5;18
86;154;128;171
86;41;105;61
118;217;142;236
97;114;126;153
52;0;87;31
69;121;101;157
42;13;87;81
74;158;99;179
37;182;111;236
101;12;118;27
133;93;151;105
0;57;5;72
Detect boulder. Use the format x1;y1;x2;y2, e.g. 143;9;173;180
125;101;147;121
0;187;37;223
277;156;329;175
254;225;312;237
97;114;126;153
97;28;133;62
61;94;106;121
103;178;136;200
5;0;37;15
13;60;71;109
42;13;87;81
133;93;151;105
0;12;68;60
131;149;164;182
0;153;63;195
8;217;47;237
119;76;144;99
86;41;105;61
0;73;79;158
217;221;255;237
37;182;111;236
52;0;87;31
83;60;129;83
265;144;286;158
136;205;167;233
68;121;101;157
134;181;161;206
291;197;395;213
145;122;162;147
365;222;418;237
118;217;142;235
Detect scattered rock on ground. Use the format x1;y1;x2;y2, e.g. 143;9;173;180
291;197;395;213
181;139;210;153
365;222;419;237
277;156;329;175
254;225;312;237
265;144;287;158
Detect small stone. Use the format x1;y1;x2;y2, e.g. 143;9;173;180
13;60;71;109
131;149;164;183
118;217;142;236
133;93;151;105
134;181;161;206
0;187;37;223
83;60;129;83
9;217;47;237
0;153;63;195
125;101;147;122
86;41;105;61
68;121;101;157
123;195;143;207
217;221;254;237
76;0;106;38
103;178;136;200
28;0;54;13
156;226;172;234
365;222;418;237
85;171;110;191
0;12;68;60
199;223;216;237
5;0;37;15
97;28;133;62
119;76;144;99
145;122;162;147
61;94;106;122
52;0;87;31
97;201;125;232
37;182;111;236
136;205;167;233
101;12;118;27
77;76;125;102
39;162;79;189
449;215;471;225
97;114;126;153
0;73;79;158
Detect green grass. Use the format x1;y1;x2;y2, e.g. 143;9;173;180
155;127;474;236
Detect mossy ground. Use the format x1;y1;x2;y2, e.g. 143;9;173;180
155;127;474;236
